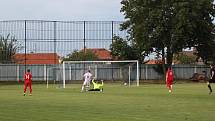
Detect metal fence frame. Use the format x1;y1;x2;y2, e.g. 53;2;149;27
0;20;126;58
0;20;210;82
0;64;210;82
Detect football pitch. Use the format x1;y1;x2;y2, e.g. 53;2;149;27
0;83;214;121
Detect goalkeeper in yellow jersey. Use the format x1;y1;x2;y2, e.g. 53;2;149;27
88;79;104;92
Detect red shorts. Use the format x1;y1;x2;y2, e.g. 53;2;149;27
24;81;32;93
25;81;31;86
166;80;173;86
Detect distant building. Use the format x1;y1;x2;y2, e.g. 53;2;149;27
145;59;164;64
82;48;112;60
176;48;204;65
146;48;204;65
14;53;60;64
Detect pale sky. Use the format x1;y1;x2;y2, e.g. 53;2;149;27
0;0;124;21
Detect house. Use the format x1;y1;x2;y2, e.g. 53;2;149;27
82;48;112;60
175;48;204;65
145;59;164;64
14;53;60;65
145;48;204;65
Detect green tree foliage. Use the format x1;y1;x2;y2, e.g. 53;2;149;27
110;36;140;60
208;43;215;64
63;49;98;61
0;34;22;63
119;0;215;66
195;40;215;64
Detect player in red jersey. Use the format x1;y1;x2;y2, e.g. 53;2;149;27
23;69;32;96
166;67;174;93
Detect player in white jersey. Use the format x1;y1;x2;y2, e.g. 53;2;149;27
81;70;93;92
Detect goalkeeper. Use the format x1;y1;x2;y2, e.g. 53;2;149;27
88;79;104;92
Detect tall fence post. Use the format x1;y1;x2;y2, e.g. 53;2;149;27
83;21;86;72
53;21;57;81
24;20;27;71
54;21;57;64
111;21;114;80
83;21;86;52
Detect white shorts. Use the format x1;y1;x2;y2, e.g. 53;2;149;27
83;80;90;86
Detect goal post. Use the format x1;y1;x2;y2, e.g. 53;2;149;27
62;60;139;88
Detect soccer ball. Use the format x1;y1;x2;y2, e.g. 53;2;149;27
124;83;127;86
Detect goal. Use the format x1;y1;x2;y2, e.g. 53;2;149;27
62;60;139;88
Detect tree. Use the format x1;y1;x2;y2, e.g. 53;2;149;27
63;49;98;61
195;38;215;64
110;36;139;60
120;0;215;66
0;34;22;63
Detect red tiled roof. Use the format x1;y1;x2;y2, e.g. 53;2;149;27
82;48;112;60
180;51;197;57
146;59;164;64
14;53;60;64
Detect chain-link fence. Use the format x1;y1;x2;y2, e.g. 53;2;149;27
0;20;126;64
0;20;210;83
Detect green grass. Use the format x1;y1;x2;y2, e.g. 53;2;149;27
0;83;215;121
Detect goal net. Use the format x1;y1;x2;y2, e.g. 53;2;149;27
61;60;139;88
46;65;64;88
